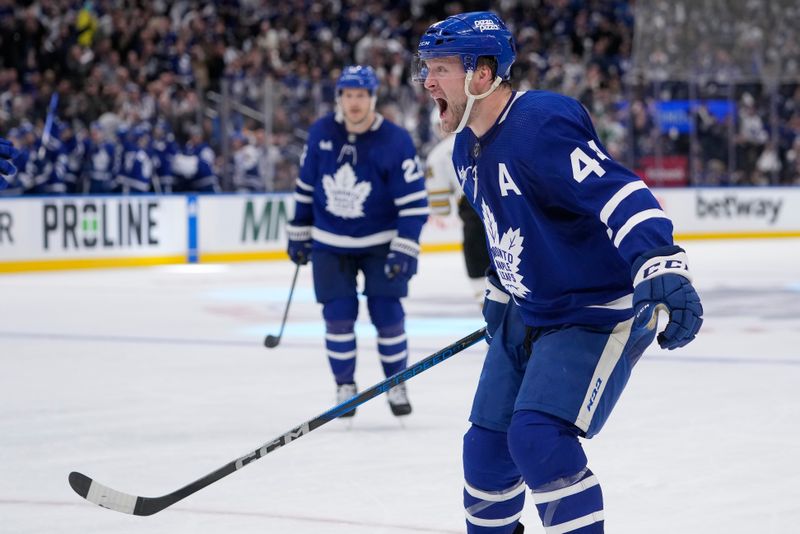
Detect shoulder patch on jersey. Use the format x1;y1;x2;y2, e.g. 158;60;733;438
322;163;372;219
319;140;333;151
481;199;530;299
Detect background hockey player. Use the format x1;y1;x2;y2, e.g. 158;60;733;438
416;12;703;534
425;111;491;304
285;65;429;417
0;137;19;190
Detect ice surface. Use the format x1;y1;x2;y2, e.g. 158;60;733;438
1;239;799;533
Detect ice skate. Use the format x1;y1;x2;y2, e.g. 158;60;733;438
336;382;357;418
387;383;412;416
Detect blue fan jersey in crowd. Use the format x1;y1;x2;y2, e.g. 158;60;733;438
291;112;429;252
453;90;674;327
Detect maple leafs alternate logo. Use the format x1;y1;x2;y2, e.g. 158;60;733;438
481;199;530;299
322;163;372;219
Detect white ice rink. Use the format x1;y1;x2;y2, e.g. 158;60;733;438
1;239;799;534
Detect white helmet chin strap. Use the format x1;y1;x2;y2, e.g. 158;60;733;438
453;71;503;134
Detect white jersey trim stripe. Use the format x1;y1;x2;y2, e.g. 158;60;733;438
312;227;396;248
464;478;526;502
294;192;313;204
399;207;431;217
599;181;647;225
499;91;527;123
574;318;633;432
585;293;632;310
532;474;600;504
327;350;356;360
296;178;314;192
543;511;605;534
466;511;523;528
394;190;428;206
325;332;356;342
612;208;669;248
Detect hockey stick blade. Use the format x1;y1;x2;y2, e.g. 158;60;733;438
69;327;487;516
263;334;280;348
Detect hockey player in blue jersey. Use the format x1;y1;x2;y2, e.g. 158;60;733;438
416;12;703;534
286;65;429;417
0;137;19;190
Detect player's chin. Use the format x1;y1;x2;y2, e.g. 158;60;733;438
441;110;460;133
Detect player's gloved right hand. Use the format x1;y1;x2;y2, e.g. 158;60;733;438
0;138;19;188
482;269;510;342
632;245;703;350
384;237;420;282
286;223;312;265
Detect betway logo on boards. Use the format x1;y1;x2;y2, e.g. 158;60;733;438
696;193;783;224
241;198;288;242
43;198;160;250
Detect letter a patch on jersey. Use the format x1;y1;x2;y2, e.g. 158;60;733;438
481;199;530;299
498;163;521;196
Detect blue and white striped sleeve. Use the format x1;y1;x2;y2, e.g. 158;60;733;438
534;100;674;266
388;130;429;244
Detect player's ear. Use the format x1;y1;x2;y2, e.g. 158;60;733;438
476;63;493;85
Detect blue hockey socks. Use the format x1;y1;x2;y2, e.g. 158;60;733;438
367;297;408;377
508;410;604;533
322;298;359;384
463;425;526;533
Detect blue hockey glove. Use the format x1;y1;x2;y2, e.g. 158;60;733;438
0;138;19;188
482;269;510;342
384;237;419;282
632;245;703;350
286;223;312;266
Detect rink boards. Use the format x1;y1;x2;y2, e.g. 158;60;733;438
0;188;799;273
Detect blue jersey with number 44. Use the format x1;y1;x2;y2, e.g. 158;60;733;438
453;90;675;327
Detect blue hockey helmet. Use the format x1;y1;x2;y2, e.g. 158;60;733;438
336;65;379;94
414;11;516;82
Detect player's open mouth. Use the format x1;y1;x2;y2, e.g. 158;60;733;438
436;98;448;117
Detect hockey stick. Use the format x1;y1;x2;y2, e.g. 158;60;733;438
263;263;301;348
68;326;487;516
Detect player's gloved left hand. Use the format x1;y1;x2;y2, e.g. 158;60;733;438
286;223;312;266
0;138;19;187
384;237;420;283
632;245;703;350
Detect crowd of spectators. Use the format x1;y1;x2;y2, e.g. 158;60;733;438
1;0;799;195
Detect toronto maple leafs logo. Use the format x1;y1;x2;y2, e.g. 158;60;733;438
322;163;372;219
481;199;530;299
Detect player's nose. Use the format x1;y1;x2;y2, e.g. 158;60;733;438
423;75;437;90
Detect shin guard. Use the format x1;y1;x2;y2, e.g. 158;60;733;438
508;410;604;533
463;425;526;534
367;296;407;377
322;298;359;384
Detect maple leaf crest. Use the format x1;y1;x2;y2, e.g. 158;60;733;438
322;163;372;219
481;199;530;299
